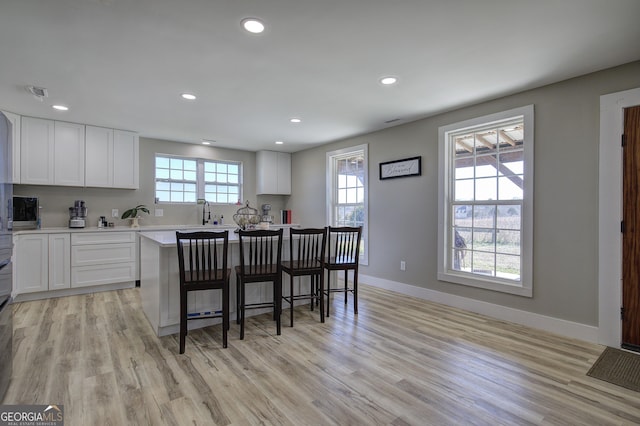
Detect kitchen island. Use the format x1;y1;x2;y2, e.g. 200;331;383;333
139;227;301;337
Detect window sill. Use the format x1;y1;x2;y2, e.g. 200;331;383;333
437;271;532;297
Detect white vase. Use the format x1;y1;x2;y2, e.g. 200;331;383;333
130;217;140;228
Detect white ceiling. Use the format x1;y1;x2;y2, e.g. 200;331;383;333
1;0;640;153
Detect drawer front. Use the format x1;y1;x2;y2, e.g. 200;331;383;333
72;243;135;266
71;262;136;288
71;232;136;245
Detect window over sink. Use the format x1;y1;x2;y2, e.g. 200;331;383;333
155;154;242;204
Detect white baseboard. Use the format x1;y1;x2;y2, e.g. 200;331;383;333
360;274;599;344
13;281;136;303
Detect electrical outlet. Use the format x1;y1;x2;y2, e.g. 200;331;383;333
400;261;406;271
155;208;164;217
112;209;119;218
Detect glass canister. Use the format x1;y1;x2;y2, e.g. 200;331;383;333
233;200;261;230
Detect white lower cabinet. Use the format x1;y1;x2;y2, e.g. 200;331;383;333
14;231;136;297
14;234;48;294
71;232;136;288
49;233;71;291
72;243;136;266
14;233;70;294
72;263;136;288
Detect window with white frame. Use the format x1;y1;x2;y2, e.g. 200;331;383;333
155;157;197;203
203;160;241;203
327;144;368;264
155;155;242;204
438;105;534;296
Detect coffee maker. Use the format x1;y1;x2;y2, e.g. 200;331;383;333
69;200;87;228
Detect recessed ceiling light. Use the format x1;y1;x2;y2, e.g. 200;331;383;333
201;139;216;145
290;118;301;123
202;141;211;145
380;76;398;85
275;141;284;145
242;18;265;34
181;93;197;100
52;105;69;111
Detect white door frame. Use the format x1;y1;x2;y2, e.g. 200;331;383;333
599;87;640;347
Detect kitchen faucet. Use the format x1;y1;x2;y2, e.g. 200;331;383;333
202;201;211;225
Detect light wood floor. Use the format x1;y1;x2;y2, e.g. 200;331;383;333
3;284;640;425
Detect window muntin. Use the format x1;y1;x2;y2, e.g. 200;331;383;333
155;155;242;204
438;105;533;296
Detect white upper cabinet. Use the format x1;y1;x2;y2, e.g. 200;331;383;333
20;116;55;185
113;130;139;189
85;125;113;187
256;151;291;195
20;117;85;186
54;121;85;186
12;114;138;189
1;111;21;184
85;126;139;189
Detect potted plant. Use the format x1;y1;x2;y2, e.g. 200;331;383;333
121;204;150;228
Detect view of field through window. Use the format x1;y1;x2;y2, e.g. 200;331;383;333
451;120;524;281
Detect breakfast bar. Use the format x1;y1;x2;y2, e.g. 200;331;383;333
139;227;302;337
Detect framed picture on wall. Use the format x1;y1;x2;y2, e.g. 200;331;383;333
379;156;422;180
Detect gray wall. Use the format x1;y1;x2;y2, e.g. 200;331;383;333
14;60;640;326
14;137;288;228
288;60;640;327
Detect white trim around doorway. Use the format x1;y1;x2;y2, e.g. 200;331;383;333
599;87;640;348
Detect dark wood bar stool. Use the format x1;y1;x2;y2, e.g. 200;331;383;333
281;227;327;327
235;228;283;339
176;230;230;353
323;226;362;317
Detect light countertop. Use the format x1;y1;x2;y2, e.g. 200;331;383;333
139;230;240;247
14;223;299;236
140;224;298;247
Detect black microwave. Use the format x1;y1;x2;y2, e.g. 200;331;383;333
11;196;38;230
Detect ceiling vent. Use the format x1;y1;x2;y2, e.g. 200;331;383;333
26;85;48;101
